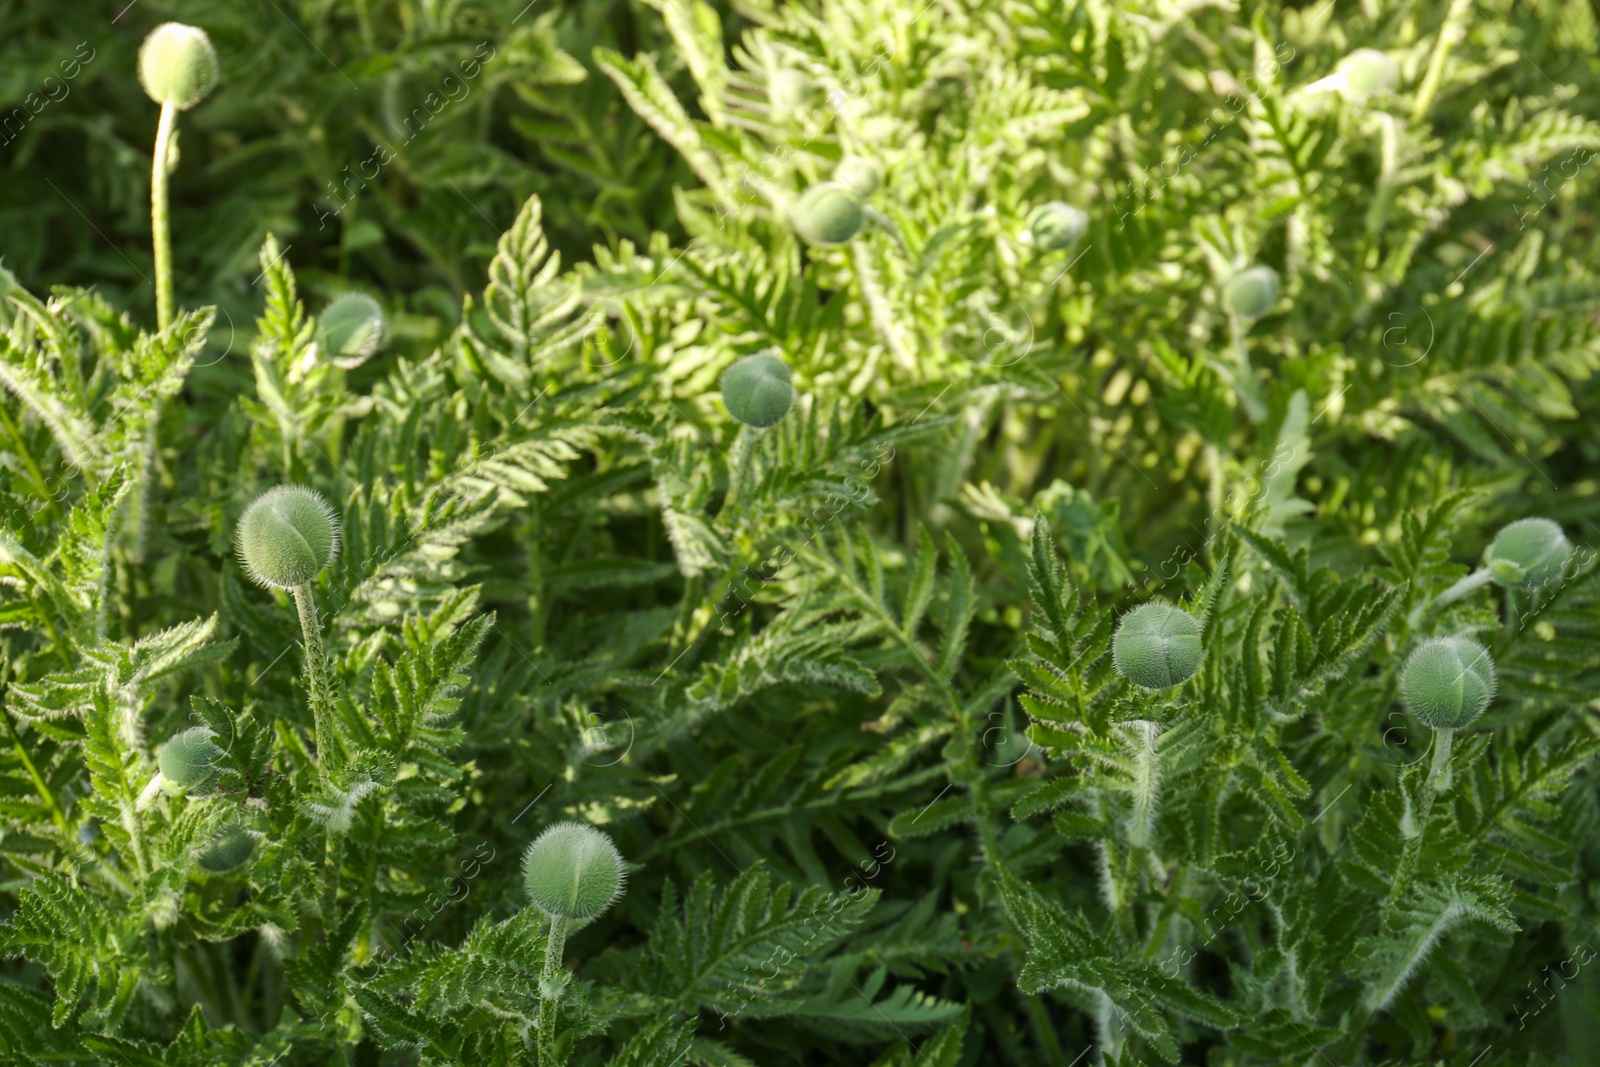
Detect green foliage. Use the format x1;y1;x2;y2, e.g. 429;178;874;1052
4;0;1600;1064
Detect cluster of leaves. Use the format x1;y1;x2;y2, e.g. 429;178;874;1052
3;0;1600;1065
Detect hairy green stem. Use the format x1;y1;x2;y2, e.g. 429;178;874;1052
537;915;570;1066
1409;566;1491;626
151;101;178;332
1427;727;1455;793
292;584;334;773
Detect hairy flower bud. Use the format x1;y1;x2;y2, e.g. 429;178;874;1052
236;485;340;590
1484;518;1571;588
792;184;864;246
523;822;626;921
1222;266;1280;321
721;352;794;428
197;825;257;873
158;727;222;794
1338;48;1399;101
1026;201;1088;251
1113;602;1203;690
1402;636;1496;730
139;23;218;111
834;157;882;198
318;293;387;369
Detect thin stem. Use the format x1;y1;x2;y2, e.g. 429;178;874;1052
291;584;334;774
537;915;570;1067
151;101;178;332
1412;0;1472;121
723;425;756;510
1410;566;1493;626
1228;315;1267;424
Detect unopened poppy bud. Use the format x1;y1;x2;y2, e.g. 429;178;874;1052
1484;518;1571;588
236;485;340;590
158;727;222;795
721;352;794;428
1113;602;1204;690
197;825;257;873
139;23;218;111
1222;266;1280;321
1401;636;1496;730
523;822;626;921
792;184;864;246
1026;201;1088;251
1338;48;1399;101
317;293;387;369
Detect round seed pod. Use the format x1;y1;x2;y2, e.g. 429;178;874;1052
523;822;626;921
1026;201;1089;251
792;184;864;246
721;352;794;429
317;293;387;369
139;23;218;111
197;825;257;873
158;727;222;794
1222;266;1280;321
1337;48;1399;101
1401;636;1497;730
1484;518;1571;588
236;485;340;590
1112;602;1204;690
833;157;882;198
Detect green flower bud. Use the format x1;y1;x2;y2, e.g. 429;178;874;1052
833;157;882;198
523;822;626;921
1112;602;1204;690
1484;518;1571;588
1026;201;1088;251
1338;48;1399;101
158;727;222;794
236;485;340;590
317;293;387;369
792;184;864;246
197;825;257;873
769;68;814;111
1222;266;1280;321
1401;636;1496;730
139;23;219;111
721;352;794;428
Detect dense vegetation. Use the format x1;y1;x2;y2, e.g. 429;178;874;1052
3;0;1600;1064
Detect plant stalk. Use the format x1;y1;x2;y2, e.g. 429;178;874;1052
1427;727;1454;794
537;915;570;1066
151;101;178;332
292;584;334;773
1412;0;1472;121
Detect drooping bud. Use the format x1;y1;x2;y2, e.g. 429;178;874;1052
158;727;222;795
523;822;626;921
1401;636;1497;730
1112;602;1204;690
721;352;794;428
1222;266;1281;321
1026;201;1088;251
235;485;340;590
792;184;864;246
833;157;882;198
1484;518;1571;589
317;293;387;369
139;23;219;111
